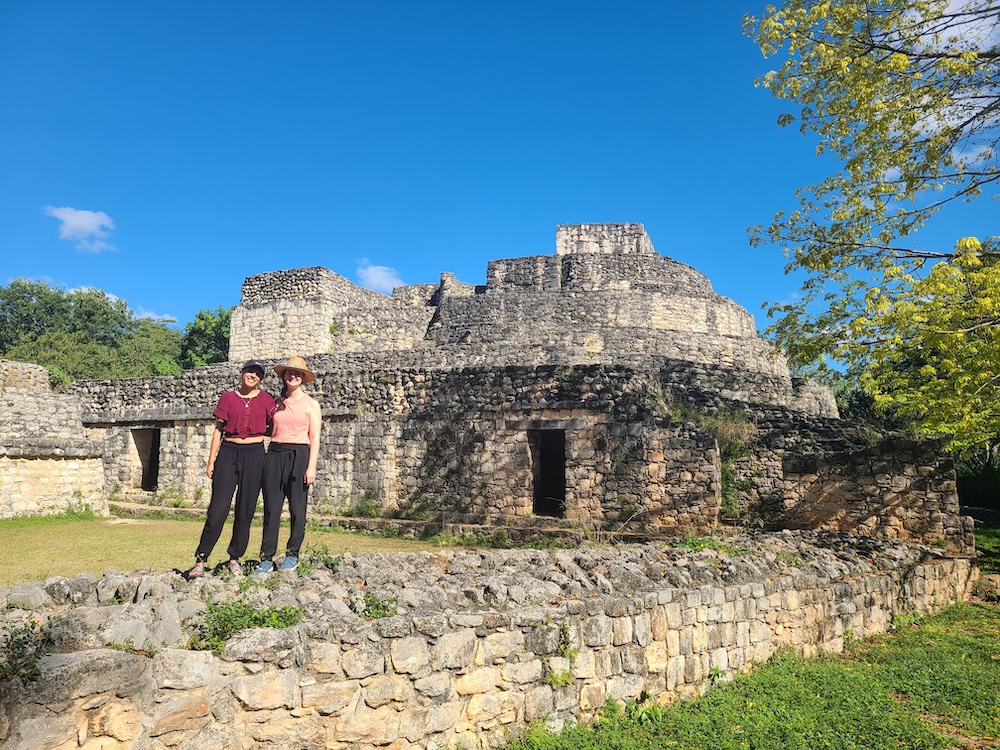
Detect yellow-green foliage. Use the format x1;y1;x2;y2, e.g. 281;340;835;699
744;0;1000;451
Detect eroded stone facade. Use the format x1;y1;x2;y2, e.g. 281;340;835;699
0;361;106;517
4;224;975;552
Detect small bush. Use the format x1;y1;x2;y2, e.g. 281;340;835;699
361;592;398;619
0;618;55;681
188;600;303;654
297;543;344;576
667;535;747;556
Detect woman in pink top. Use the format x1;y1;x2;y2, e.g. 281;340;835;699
185;360;276;579
255;356;322;573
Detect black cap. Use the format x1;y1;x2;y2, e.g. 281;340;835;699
241;360;267;376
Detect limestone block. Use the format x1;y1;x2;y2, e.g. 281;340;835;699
87;698;142;742
305;641;342;674
414;671;452;698
426;700;465;734
336;703;400;745
221;627;299;666
364;674;415;707
34;650;149;704
456;667;498;695
7;582;53;609
153;648;213;689
431;629;477;669
230;669;299;710
342;641;387;678
501;659;544;684
645;641;668;673
466;690;517;726
390;635;430;674
482;630;525;662
517;685;554;724
301;679;359;715
149;696;211;737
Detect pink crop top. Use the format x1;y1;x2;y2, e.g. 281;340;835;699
270;398;312;444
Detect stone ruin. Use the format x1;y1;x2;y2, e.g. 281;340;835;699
0;532;979;749
1;223;974;553
0;223;982;749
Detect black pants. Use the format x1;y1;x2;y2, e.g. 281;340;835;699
259;442;310;560
195;441;265;562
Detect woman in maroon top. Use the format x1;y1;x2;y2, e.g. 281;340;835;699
185;360;276;578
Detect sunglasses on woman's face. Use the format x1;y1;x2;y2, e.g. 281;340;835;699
285;370;304;380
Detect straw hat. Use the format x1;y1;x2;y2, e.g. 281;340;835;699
273;356;316;384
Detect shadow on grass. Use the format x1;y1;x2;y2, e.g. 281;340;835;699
975;525;1000;575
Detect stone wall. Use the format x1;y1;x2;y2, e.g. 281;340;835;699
0;360;49;391
225;225;817;411
0;361;106;518
230;267;435;362
556;222;655;255
65;361;970;552
0;532;977;750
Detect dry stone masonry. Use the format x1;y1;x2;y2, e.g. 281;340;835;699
0;360;105;517
0;531;977;750
55;223;972;553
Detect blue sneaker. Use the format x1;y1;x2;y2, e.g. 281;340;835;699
254;559;274;575
279;555;298;571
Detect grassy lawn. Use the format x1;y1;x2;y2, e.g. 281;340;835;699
975;524;1000;574
502;602;1000;750
0;512;437;586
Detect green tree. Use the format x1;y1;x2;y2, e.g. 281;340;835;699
6;331;119;389
66;287;135;346
0;279;186;387
118;319;183;377
180;306;231;369
744;0;1000;451
0;280;72;352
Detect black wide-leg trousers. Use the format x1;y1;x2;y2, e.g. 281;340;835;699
259;442;310;560
195;441;265;562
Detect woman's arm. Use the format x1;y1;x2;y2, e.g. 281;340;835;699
207;420;224;479
305;398;321;486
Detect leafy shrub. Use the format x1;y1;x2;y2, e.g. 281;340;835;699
297;543;344;576
188;600;303;654
0;618;55;681
361;592;398;619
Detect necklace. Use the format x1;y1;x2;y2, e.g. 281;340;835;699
238;390;255;408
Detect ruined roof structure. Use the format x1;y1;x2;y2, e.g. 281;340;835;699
6;223;973;554
229;223;834;416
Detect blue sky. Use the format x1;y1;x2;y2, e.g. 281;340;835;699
1;2;990;332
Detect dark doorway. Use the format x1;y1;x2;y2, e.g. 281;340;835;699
132;428;161;491
529;429;566;517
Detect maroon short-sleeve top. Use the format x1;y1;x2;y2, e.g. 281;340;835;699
213;390;276;439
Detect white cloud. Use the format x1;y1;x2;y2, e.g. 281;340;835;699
357;259;404;294
135;307;177;323
43;206;118;253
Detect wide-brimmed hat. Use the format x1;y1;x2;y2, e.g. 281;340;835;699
241;359;267;377
273;356;316;384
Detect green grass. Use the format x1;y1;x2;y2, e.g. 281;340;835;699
975;525;1000;574
0;513;438;586
501;602;1000;750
